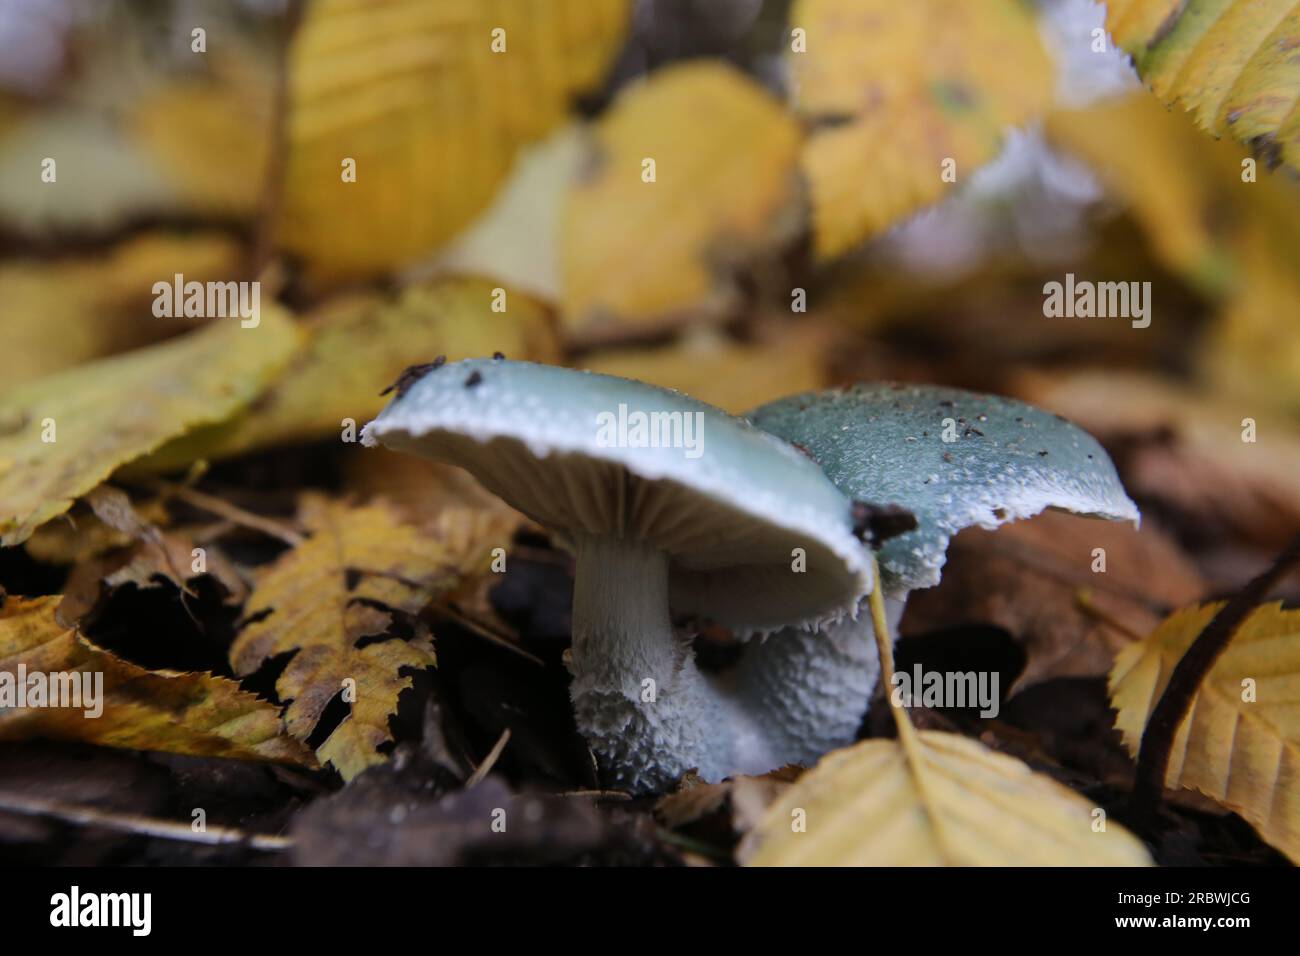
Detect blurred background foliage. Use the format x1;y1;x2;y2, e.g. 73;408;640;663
1;0;1299;582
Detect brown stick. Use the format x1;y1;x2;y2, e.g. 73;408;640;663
154;481;305;547
0;791;291;851
1127;532;1300;826
466;728;511;788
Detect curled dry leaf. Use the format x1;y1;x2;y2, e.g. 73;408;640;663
562;62;802;337
280;0;630;281
229;495;511;780
54;485;195;626
788;0;1053;259
740;730;1152;866
0;308;302;547
0;595;314;766
655;767;800;837
1110;601;1300;863
24;497;171;567
57;530;247;629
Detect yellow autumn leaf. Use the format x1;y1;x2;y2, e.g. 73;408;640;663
744;560;1151;867
228;495;511;779
1110;601;1300;862
0;91;19;135
1107;0;1300;173
1207;227;1300;415
1045;94;1236;293
0;310;301;547
741;730;1152;866
1047;92;1300;413
582;324;829;413
0;595;315;766
789;0;1053;260
0;232;245;388
279;0;630;282
136;277;558;471
129;57;273;218
561;62;802;337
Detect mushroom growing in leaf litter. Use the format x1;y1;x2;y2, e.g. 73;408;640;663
743;382;1140;760
361;359;873;793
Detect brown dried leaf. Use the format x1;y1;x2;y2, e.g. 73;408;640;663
655;767;800;836
1017;369;1300;551
903;510;1205;693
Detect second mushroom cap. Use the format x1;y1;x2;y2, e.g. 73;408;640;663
748;383;1139;593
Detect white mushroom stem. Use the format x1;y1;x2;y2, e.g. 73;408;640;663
566;533;904;793
567;534;738;793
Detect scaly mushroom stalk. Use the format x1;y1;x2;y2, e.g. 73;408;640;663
567;535;732;790
743;383;1141;758
570;534;876;790
730;596;905;767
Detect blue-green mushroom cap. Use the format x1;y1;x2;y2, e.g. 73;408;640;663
748;383;1139;593
362;359;873;632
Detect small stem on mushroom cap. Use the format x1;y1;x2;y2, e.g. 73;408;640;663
866;552;954;860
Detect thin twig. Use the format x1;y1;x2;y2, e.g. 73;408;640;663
654;827;731;864
466;728;511;788
1127;532;1300;827
867;553;954;863
431;604;545;666
1074;587;1145;642
553;789;632;801
0;791;292;851
154;481;305;546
